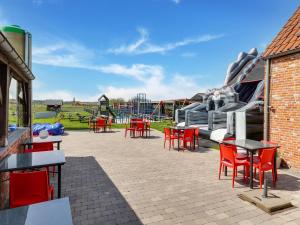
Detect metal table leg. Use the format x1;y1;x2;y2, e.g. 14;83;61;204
178;135;180;151
250;151;254;189
193;129;196;150
58;165;62;198
57;142;60;150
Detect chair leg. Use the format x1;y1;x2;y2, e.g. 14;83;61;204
164;139;166;148
169;140;171;150
272;168;276;186
218;163;222;180
259;170;263;189
232;167;236;188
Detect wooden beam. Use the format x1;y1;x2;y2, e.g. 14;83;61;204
0;63;9;147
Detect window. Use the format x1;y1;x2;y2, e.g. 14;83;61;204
9;76;26;130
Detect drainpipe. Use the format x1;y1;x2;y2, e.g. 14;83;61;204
263;59;271;141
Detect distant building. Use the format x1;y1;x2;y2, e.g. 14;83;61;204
263;6;300;168
45;99;63;112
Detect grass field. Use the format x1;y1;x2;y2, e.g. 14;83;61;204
8;102;173;133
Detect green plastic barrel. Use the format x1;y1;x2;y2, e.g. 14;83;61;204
0;25;25;59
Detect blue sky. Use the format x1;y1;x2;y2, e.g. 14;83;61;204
0;0;299;101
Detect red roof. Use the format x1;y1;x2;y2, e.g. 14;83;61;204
263;6;300;58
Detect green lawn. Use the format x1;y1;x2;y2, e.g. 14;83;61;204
9;102;174;132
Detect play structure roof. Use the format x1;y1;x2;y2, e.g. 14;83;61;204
263;6;300;58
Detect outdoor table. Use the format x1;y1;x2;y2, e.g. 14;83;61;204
222;139;278;189
130;121;148;138
93;118;109;133
0;150;66;198
170;126;196;151
23;136;62;150
0;197;73;225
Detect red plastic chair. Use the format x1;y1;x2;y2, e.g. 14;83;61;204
145;121;151;137
96;119;107;132
181;129;194;150
223;137;248;160
164;128;179;150
219;143;249;188
251;147;277;189
194;128;200;147
107;118;113;131
125;124;135;138
24;142;55;176
135;122;145;137
10;170;54;208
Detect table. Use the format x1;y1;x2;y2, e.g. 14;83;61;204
223;139;278;189
23;136;62;150
171;126;196;151
0;197;73;225
130;121;148;138
0;150;66;198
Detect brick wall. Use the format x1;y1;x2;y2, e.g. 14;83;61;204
268;52;300;168
0;129;30;209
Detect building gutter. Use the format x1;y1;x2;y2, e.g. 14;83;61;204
0;31;35;80
263;59;271;140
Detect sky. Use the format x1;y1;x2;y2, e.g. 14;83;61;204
0;0;299;101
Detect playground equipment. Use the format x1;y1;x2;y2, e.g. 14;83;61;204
176;48;265;142
98;94;116;118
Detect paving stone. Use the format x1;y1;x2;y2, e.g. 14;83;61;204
56;130;300;225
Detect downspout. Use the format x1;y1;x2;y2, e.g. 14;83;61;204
263;59;271;141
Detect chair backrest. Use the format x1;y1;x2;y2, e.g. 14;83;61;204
97;119;106;125
137;122;145;129
184;129;194;138
223;137;237;151
164;128;171;138
219;143;236;164
194;128;199;137
259;148;276;166
26;142;54;153
10;171;50;208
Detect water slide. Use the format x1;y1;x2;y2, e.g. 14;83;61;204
175;48;265;142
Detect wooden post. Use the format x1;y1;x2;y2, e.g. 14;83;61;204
0;64;9;147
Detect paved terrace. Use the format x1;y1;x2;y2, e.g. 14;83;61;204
59;130;300;225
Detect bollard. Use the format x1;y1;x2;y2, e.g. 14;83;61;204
262;177;268;198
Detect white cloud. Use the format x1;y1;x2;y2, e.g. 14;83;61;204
107;27;224;55
33;41;95;69
32;37;216;101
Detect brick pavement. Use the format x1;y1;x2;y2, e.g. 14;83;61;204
58;130;300;225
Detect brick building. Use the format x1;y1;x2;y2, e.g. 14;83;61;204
263;6;300;168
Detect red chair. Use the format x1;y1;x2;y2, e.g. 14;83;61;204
135;122;145;137
181;129;194;150
125;124;135;138
223;137;248;160
96;119;107;132
145;121;151;137
24;142;54;153
251;147;277;189
107;118;113;131
164;128;178;150
24;142;55;176
194;128;200;147
10;170;54;208
219;143;249;188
